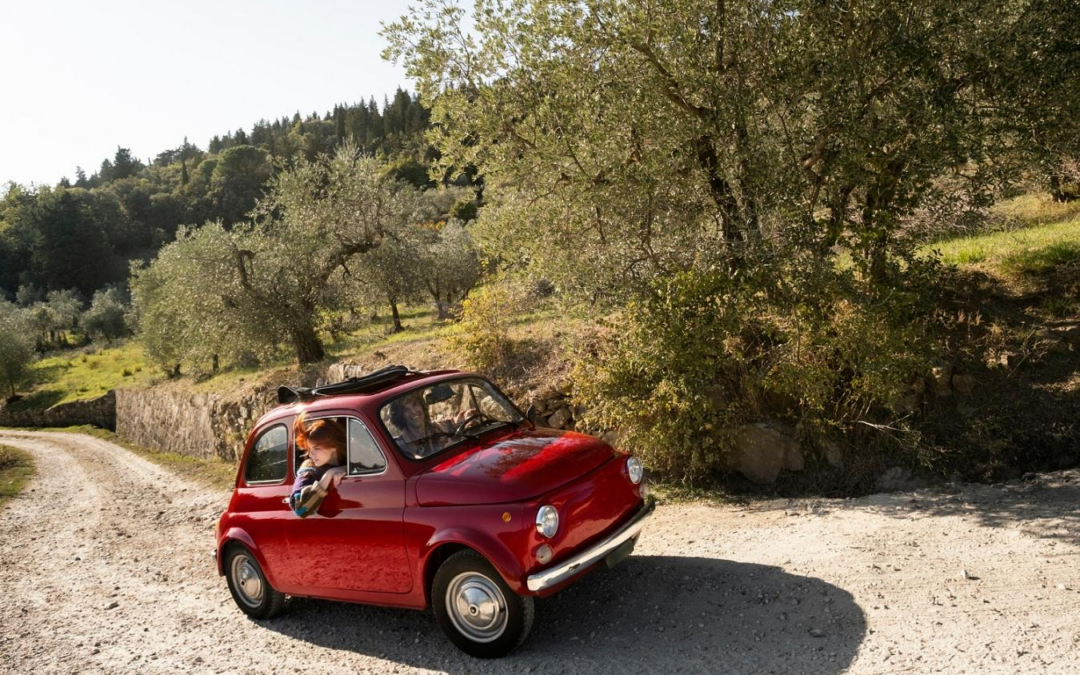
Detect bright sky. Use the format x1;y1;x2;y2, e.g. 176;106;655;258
0;0;416;187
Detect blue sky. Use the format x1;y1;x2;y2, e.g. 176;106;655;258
0;0;416;187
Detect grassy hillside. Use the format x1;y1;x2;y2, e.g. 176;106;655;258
7;342;161;412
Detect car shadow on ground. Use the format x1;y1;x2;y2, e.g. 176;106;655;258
872;469;1080;547
262;555;866;674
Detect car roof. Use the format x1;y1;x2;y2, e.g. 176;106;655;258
251;369;478;428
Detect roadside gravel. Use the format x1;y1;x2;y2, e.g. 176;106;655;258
1;429;1077;674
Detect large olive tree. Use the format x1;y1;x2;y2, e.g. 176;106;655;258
384;0;1063;291
132;145;429;370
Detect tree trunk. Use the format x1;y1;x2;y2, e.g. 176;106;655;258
435;300;451;321
1049;172;1075;203
390;300;403;333
212;354;219;372
291;323;325;365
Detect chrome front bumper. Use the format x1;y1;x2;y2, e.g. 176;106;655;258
526;498;655;592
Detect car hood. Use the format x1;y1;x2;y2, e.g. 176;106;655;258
415;428;618;506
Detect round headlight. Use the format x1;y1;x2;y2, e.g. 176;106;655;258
536;505;559;538
627;456;644;484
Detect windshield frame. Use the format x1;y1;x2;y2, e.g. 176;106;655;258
377;376;527;462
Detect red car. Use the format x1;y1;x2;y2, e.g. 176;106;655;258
213;366;653;658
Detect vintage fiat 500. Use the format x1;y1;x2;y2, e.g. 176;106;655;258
213;365;652;657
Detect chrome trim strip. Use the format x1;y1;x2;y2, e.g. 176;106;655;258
526;499;655;592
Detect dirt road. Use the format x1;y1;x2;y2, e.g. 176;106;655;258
1;429;1077;674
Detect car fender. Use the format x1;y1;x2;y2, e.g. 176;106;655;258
420;526;528;599
217;527;283;588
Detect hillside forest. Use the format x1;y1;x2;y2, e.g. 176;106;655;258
2;0;1079;491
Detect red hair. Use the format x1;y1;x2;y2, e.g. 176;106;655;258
294;413;347;465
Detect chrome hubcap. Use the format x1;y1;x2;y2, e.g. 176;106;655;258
445;572;508;643
231;554;264;608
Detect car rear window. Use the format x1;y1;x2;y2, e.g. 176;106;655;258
244;424;289;484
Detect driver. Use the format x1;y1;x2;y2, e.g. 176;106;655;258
389;392;477;455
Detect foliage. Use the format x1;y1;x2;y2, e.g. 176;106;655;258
385;0;1074;294
572;257;941;481
0;89;443;302
448;276;525;373
82;287;131;343
131;145;429;370
0;301;34;397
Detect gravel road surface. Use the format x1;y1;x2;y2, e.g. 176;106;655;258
1;429;1077;674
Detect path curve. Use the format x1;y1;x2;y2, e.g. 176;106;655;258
1;430;1077;674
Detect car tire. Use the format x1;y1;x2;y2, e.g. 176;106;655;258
432;549;535;658
224;544;286;620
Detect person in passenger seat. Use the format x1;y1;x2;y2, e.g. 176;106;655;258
289;414;347;518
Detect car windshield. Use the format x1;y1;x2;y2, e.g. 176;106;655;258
379;378;525;460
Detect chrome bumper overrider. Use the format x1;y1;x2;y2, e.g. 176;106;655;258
526;498;656;592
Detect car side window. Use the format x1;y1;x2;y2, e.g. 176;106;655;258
348;418;387;476
244;424;289;484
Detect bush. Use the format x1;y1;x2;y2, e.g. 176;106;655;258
449;198;478;222
572;257;942;483
448;278;525;374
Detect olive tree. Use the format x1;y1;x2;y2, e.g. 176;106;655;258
0;300;33;398
82;287;130;344
384;0;1059;291
132;145;429;370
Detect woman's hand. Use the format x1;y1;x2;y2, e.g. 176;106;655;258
319;466;347;490
452;408;480;424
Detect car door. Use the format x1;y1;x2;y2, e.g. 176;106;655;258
232;421;294;579
285;414;412;594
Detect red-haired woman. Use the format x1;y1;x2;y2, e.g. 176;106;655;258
289;414;348;518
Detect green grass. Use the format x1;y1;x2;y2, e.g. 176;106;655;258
9;341;160;412
929;205;1080;276
57;425;236;491
0;444;36;508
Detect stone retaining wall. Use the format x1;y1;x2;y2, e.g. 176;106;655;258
0;391;116;430
114;386;280;462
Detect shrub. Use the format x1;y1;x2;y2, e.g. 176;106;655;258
448;277;525;374
572;256;942;483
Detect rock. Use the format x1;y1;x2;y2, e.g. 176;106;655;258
910;377;927;395
930;362;953;396
546;407;573;429
951;374;976;395
877;466;919;492
782;442;805;472
1046;338;1069;354
892;394;919;415
729;422;802;485
105;602;119;610
1054;325;1080;347
822;440;844;470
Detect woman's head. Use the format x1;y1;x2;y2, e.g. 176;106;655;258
389;393;425;431
294;413;346;468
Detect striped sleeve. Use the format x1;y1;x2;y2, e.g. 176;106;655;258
289;465;327;518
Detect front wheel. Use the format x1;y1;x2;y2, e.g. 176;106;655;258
224;545;286;620
432;550;534;658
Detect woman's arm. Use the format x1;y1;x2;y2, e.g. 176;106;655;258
290;465;328;518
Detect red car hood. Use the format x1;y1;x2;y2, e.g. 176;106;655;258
415;428;617;506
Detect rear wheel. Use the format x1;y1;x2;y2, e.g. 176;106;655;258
224;545;286;620
432;550;534;658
